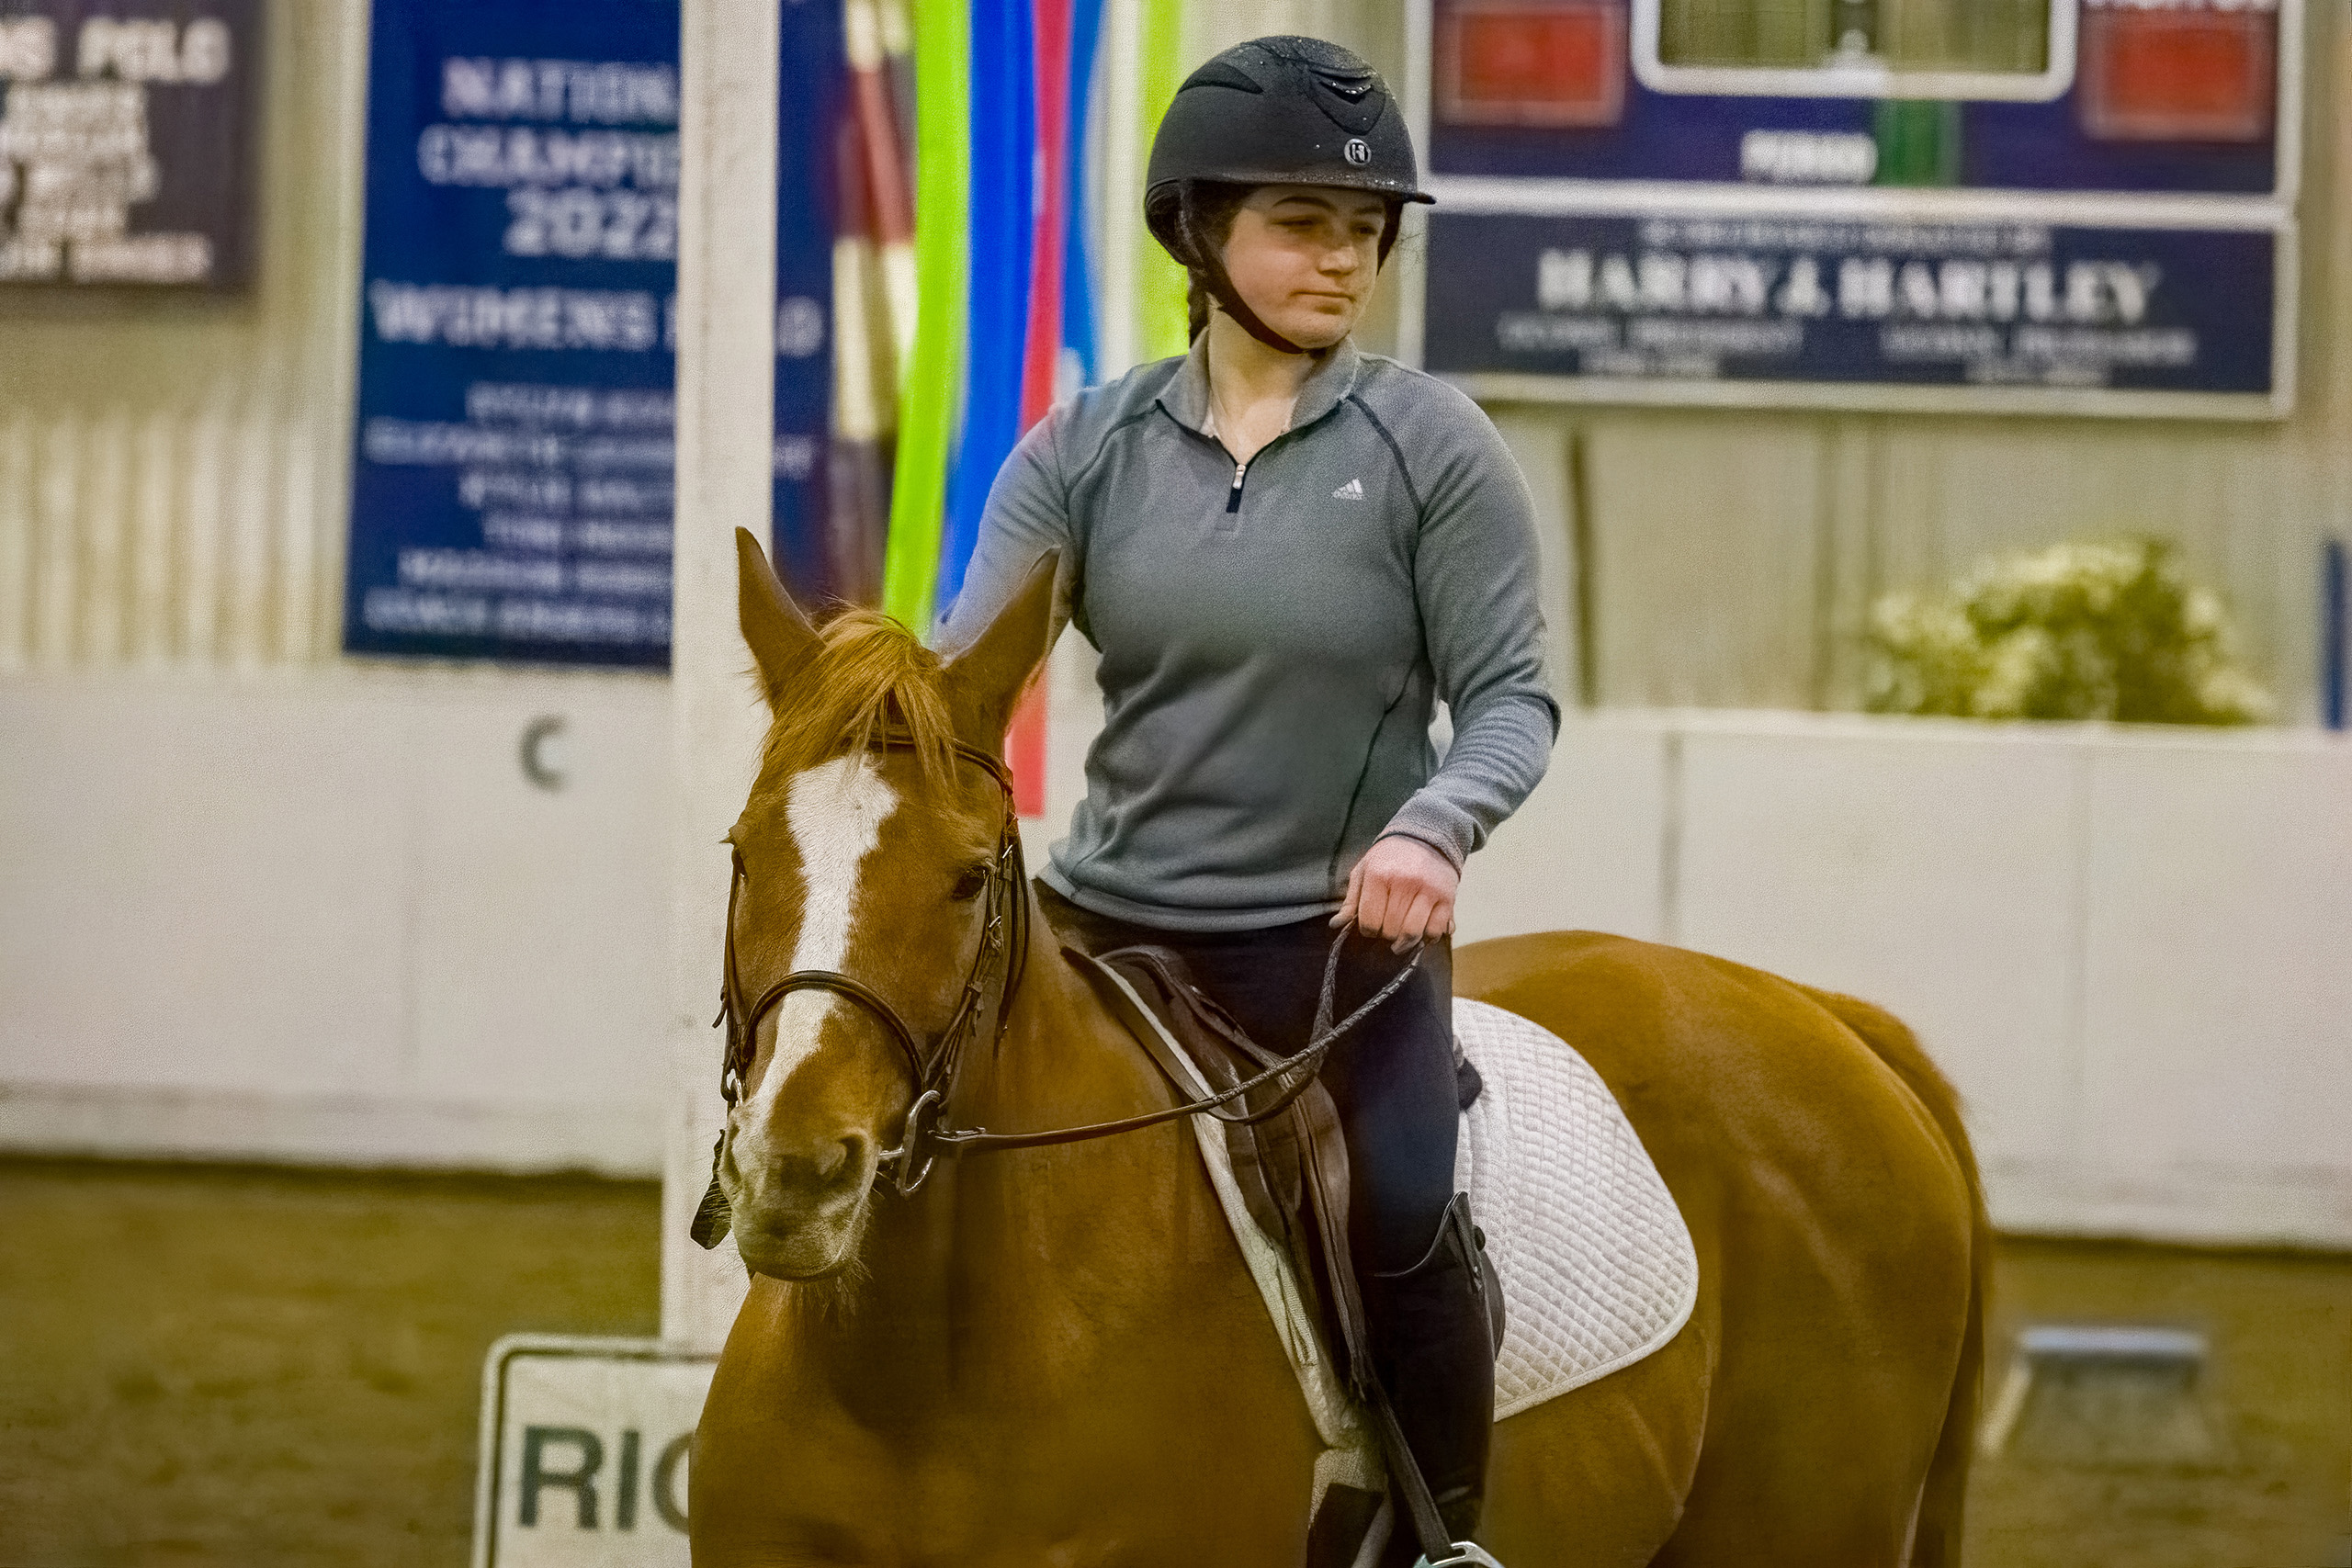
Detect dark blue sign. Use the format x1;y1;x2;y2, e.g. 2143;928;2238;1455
345;0;679;667
1430;49;2285;198
1427;0;2288;197
1417;0;2298;414
1425;212;2278;400
0;0;260;288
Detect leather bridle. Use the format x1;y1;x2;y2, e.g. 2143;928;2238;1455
691;734;1420;1251
704;737;1028;1218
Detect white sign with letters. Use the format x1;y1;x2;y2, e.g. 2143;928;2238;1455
473;1336;716;1568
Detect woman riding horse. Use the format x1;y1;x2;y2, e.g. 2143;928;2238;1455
943;37;1554;1563
692;30;1985;1568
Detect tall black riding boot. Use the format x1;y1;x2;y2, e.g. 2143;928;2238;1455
1368;1193;1505;1566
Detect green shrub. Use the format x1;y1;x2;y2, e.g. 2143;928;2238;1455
1866;537;2271;725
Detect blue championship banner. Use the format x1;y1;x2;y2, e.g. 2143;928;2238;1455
345;0;679;668
1424;214;2280;401
0;0;260;289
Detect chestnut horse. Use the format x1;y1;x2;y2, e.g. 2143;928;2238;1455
693;530;1988;1567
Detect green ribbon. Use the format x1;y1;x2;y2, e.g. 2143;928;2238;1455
880;0;972;636
1136;0;1189;361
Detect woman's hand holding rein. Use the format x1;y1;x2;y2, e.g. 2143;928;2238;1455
1335;835;1460;952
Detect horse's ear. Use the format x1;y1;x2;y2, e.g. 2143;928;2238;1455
736;526;819;711
942;551;1061;750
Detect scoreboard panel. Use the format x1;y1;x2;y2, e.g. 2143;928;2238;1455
1405;0;2301;416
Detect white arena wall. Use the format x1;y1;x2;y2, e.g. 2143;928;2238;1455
1454;708;2352;1250
5;664;2347;1248
0;671;672;1176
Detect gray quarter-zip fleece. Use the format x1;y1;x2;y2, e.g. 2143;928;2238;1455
944;333;1558;932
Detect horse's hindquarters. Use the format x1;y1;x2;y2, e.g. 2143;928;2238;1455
1458;931;1982;1567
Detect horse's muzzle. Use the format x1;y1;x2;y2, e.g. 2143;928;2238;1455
720;1130;876;1278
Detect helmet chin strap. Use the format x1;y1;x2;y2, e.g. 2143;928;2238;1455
1206;265;1312;355
1182;201;1314;356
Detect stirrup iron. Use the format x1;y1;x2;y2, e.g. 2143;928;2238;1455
1417;1546;1504;1568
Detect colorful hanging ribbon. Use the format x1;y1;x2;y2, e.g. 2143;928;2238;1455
1135;0;1189;360
1060;0;1103;389
876;0;1150;811
878;0;969;631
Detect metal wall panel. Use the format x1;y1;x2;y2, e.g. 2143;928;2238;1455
1580;414;1826;709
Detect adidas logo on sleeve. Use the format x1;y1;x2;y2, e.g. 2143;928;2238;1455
1332;478;1364;500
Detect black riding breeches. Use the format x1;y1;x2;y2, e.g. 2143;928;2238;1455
1036;886;1461;1276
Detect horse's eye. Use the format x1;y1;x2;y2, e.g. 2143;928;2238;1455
949;864;990;902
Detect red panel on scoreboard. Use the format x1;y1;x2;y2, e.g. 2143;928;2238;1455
2080;9;2276;143
1437;0;1627;129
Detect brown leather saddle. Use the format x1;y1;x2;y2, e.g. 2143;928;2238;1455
1064;939;1500;1566
1069;942;1360;1335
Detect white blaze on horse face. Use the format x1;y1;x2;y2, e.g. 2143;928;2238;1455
744;754;899;1114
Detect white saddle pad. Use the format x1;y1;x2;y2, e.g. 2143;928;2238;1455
1452;998;1700;1417
1152;990;1699;1507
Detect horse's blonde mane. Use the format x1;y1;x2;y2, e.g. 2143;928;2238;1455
759;608;957;792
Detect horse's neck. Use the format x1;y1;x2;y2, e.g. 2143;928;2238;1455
820;930;1224;1407
882;939;1193;1269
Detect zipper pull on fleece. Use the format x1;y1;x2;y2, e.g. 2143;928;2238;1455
1227;460;1246;514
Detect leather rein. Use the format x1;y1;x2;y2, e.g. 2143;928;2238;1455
692;735;1419;1247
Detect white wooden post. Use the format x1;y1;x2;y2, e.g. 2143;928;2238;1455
664;0;783;1349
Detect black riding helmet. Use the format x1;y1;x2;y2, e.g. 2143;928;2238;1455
1145;37;1434;355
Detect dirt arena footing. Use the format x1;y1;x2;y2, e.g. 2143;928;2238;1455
0;1159;2345;1568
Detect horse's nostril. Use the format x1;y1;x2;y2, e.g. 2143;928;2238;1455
739;1134;872;1206
814;1137;848;1182
757;1142;870;1203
